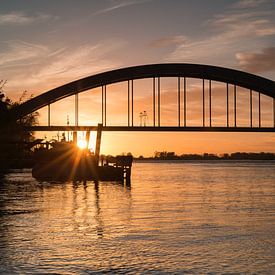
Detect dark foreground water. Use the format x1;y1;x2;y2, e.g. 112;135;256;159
0;161;275;274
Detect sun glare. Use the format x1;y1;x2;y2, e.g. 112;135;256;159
77;139;87;149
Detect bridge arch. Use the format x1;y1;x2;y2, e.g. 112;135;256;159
8;63;275;121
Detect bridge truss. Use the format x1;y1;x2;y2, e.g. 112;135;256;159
7;63;275;132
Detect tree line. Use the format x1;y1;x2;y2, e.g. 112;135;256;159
0;80;39;169
136;151;275;160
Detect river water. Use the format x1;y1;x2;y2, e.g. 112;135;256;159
0;161;274;274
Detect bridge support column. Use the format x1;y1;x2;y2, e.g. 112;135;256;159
73;131;77;144
95;123;103;165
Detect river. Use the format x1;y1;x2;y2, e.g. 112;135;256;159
0;161;274;274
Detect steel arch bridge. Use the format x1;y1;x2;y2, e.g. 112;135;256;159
6;63;275;132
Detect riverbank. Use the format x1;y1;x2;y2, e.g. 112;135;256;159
134;152;275;161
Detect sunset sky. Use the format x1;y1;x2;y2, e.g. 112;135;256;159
1;0;275;156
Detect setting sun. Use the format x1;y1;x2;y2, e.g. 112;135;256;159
77;139;87;149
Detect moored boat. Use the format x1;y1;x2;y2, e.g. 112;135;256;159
32;141;132;182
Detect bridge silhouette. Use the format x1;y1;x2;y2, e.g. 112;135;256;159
8;63;275;132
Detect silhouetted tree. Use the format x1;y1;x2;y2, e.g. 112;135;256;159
0;81;39;168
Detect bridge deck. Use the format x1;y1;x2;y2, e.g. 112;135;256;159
24;126;275;132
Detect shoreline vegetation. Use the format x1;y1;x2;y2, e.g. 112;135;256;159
0;86;38;172
134;151;275;161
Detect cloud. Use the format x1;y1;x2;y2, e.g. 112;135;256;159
0;12;33;24
33;39;126;81
94;0;151;15
150;35;187;48
236;47;275;73
165;1;275;66
0;41;49;66
0;39;125;98
232;0;266;9
0;12;57;25
209;12;275;37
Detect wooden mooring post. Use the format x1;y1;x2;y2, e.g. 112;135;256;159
114;155;133;185
95;123;103;165
94;123;132;185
